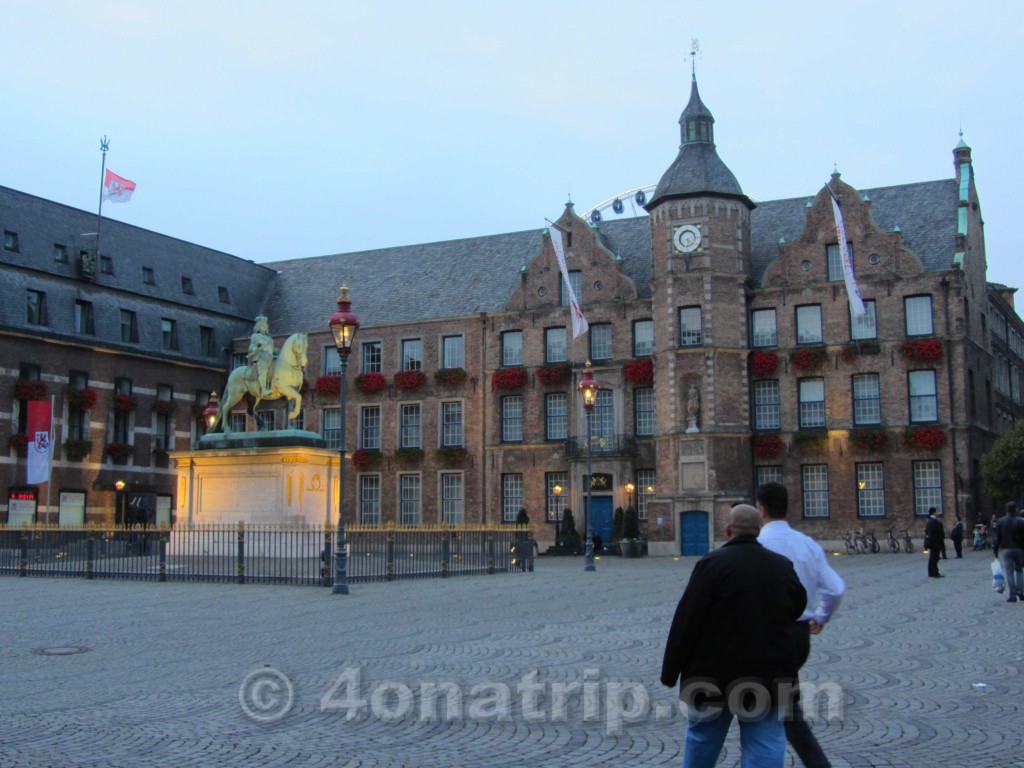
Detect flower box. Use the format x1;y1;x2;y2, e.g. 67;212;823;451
66;387;99;411
436;446;469;466
106;441;133;462
753;435;783;458
493;367;528;390
793;431;828;449
623;358;655;386
790;348;829;371
315;375;342;397
394;370;427;391
152;400;177;416
9;433;28;456
114;394;137;414
352;449;383;471
749;351;779;378
393;447;425;465
849;428;890;452
435;368;468;386
355;372;387;394
13;380;47;401
535;363;572;386
63;439;93;462
904;426;947;451
900;339;943;364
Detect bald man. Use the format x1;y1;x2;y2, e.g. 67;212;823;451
662;505;807;768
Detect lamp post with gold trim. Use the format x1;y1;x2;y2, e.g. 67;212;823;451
328;285;359;595
577;361;598;572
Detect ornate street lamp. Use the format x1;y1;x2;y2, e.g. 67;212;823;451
625;481;636;510
202;391;219;431
552;483;563;547
577;361;598;572
328;285;359;595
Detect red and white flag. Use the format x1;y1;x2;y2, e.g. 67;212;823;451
26;399;53;485
549;225;589;339
102;169;137;203
828;188;865;317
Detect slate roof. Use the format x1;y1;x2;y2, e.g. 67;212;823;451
748;179;959;285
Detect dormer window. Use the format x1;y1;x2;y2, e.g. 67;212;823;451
181;276;195;295
142;266;155;285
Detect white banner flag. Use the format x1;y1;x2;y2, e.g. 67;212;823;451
102;169;137;203
26;399;53;485
830;193;865;317
549;225;589;339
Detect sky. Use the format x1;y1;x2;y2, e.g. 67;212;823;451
3;1;1023;305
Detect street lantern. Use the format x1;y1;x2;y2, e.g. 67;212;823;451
202;391;219;430
328;285;359;595
552;483;563;547
577;361;598;572
625;481;636;510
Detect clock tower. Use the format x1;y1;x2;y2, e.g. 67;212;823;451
643;70;757;550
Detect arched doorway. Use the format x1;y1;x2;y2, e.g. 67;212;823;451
679;510;709;556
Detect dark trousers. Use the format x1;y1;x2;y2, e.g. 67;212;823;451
927;545;941;576
784;621;832;768
940;539;948;559
952;537;963;558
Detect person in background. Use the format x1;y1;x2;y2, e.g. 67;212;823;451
993;501;1024;603
924;507;945;578
949;514;964;559
757;482;845;768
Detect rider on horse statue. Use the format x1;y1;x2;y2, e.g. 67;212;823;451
247;316;275;397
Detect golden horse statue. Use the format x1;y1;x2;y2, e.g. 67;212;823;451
209;332;308;433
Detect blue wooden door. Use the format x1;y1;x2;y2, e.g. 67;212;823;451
680;510;710;556
585;497;614;548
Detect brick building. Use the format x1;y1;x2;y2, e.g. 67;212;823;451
3;73;1021;552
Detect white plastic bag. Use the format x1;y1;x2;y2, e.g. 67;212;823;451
992;559;1005;593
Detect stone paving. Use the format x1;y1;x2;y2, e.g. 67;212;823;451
0;547;1021;768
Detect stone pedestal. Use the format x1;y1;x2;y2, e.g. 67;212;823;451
170;431;338;526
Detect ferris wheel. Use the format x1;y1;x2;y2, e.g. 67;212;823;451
580;184;657;225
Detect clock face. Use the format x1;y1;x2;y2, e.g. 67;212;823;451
673;224;702;253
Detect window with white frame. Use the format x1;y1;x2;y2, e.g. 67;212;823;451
546;471;567;523
502;331;523;367
908;370;938;422
590;323;612;361
852;373;881;425
679;307;703;346
796;305;823;344
360;406;380;450
799;379;826;429
359;475;381;524
751;309;777;348
756;466;783;489
442;335;464;369
636;469;655;520
401;339;422;371
229;412;247;434
801;465;830;518
545;393;567;441
440;473;463;524
502;474;524;522
502;395;523;442
561;271;582;307
545;327;567;363
856;463;885;518
256;410;275;431
634;388;655;436
754;380;781;431
441;401;463;447
287;410;304;431
361;341;382;374
322;409;340;449
400;404;421;448
633;320;654;357
324;345;341;375
399;474;421;526
905;295;934;336
850;300;877;340
913;460;942;516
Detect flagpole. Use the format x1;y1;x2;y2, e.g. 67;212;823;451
95;136;109;264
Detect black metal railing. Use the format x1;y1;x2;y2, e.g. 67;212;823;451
0;524;533;587
565;434;637;458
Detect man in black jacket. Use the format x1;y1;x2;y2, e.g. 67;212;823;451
662;505;807;767
924;508;945;578
994;501;1024;602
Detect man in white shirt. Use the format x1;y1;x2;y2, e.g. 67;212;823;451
756;481;846;768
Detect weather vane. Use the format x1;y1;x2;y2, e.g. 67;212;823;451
690;39;700;75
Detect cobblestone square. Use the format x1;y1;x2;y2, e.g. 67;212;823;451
1;550;1019;767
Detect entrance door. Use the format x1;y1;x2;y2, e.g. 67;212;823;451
585;496;614;548
680;510;710;556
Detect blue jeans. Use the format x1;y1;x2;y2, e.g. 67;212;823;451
683;706;786;768
1000;549;1024;596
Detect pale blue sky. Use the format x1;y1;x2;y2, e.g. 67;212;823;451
3;1;1022;304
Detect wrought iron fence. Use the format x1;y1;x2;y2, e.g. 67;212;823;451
0;524;534;587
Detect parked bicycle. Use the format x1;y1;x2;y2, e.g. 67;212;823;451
902;529;915;554
886;527;901;553
843;530;860;555
864;529;880;553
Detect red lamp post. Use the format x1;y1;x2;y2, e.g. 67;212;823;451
328;285;359;595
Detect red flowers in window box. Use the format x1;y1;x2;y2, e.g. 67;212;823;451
436;446;469;466
152;400;177;416
315;375;342;396
435;367;468;386
355;372;387;393
395;370;427;391
623;358;655;386
493;367;528;390
900;339;943;364
536;363;572;386
753;435;783;458
106;441;133;462
9;433;28;456
790;348;829;371
13;380;47;401
114;394;137;413
904;426;947;451
66;387;98;410
393;447;425;464
749;351;779;378
849;429;890;451
352;449;382;471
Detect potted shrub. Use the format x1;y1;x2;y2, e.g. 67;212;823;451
106;441;133;463
790;347;829;371
493;367;528;390
535;363;571;386
63;439;93;462
558;509;581;551
623;358;655;386
610;507;624;554
904;426;947;451
620;506;643;558
435;367;468;386
749;351;779;378
114;394;137;413
315;375;341;396
66;387;99;410
354;372;387;394
395;370;427;391
900;339;943;364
